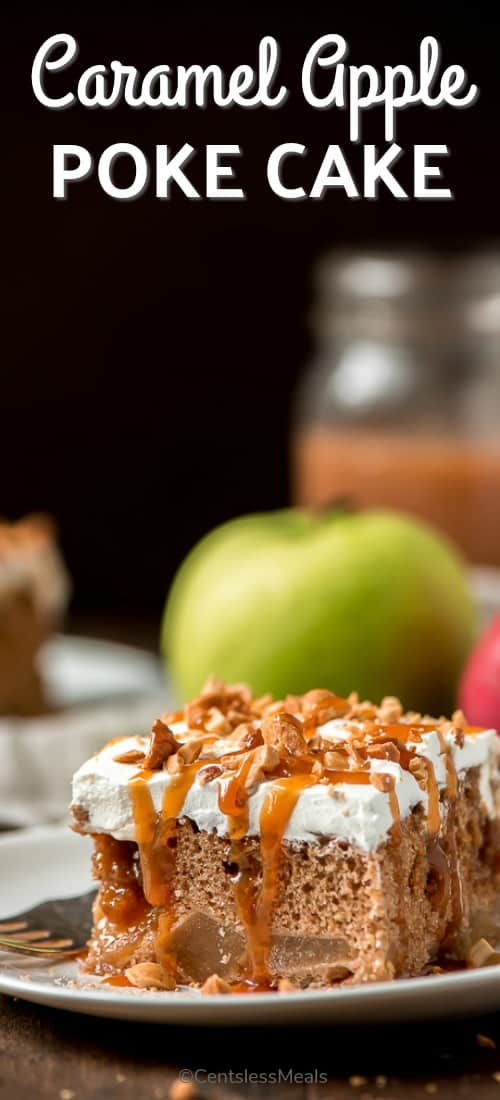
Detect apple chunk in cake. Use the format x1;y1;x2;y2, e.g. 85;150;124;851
71;682;500;990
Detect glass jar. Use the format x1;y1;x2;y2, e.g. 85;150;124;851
292;250;500;566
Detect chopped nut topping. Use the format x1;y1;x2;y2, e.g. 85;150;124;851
177;738;204;765
198;764;223;786
125;962;175;989
466;937;500;968
452;708;466;731
161;710;184;725
244;744;281;790
250;693;274;716
204;707;232;735
409;756;428;790
227;681;253;707
70;804;90;833
366;741;400;763
113;748;146;766
110;683;487;813
277;978;297;992
225;722;264;752
200;973;231;994
377;695;403;724
302;688;350;724
201;674;226;696
166;752;184;775
143;719;179;769
324;749;349;771
261;711;307;756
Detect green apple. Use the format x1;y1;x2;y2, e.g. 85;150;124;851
162;508;476;714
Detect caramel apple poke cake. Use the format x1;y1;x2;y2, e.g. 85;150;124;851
71;681;500;992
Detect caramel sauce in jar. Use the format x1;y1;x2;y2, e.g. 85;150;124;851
293;427;500;566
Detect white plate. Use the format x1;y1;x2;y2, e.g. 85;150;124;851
1;825;500;1026
0;637;172;829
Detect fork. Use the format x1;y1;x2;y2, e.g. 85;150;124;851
0;889;96;958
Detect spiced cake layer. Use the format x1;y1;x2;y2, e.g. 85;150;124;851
0;515;69;714
71;682;500;991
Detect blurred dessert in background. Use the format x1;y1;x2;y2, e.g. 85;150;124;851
0;515;70;714
292;250;500;567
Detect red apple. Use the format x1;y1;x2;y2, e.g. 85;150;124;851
459;615;500;730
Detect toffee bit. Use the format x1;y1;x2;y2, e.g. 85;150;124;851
466;938;500;969
113;748;146;765
201;674;227;696
302;688;350;724
244;744;280;789
367;741;400;763
261;711;306;756
277;978;298;992
201;973;231;995
125;962;175;989
177;738;204;764
143;719;179;769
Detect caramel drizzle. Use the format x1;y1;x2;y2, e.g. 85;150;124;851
436;729;458;799
229;776;317;984
421;758;440;837
218;752;255;839
128;763;202;980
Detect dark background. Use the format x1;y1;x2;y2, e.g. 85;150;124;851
4;4;500;617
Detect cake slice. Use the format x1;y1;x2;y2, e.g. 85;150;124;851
71;681;500;990
0;515;70;714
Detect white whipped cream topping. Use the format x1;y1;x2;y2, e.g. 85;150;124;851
71;721;500;853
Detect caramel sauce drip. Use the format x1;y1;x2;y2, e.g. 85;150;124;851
423;759;440;837
128;762;201;982
445;811;464;938
436;729;458;799
427;840;451;923
92;835;147;931
389;788;401;838
225;776;317;985
218;752;255;839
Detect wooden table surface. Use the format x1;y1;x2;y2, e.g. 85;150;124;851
2;620;500;1098
3;992;500;1099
